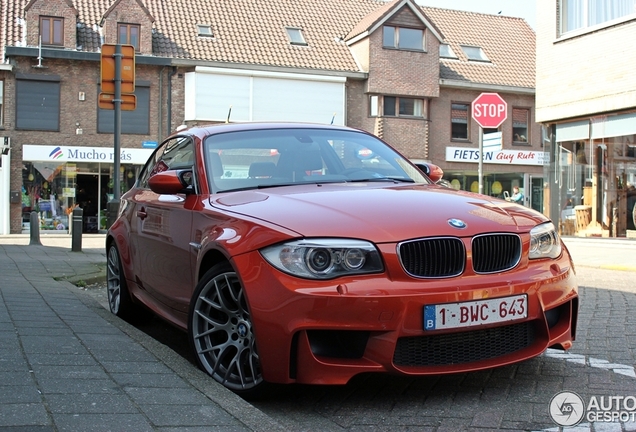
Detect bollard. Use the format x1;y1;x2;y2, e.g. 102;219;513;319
29;211;42;246
107;200;120;229
71;207;83;252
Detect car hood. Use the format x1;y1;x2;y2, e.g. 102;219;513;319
210;183;548;243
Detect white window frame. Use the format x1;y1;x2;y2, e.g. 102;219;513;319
285;27;307;45
560;0;636;35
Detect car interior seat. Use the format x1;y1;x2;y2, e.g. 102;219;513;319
248;162;277;178
276;149;323;181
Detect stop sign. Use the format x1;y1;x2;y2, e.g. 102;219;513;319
472;92;507;128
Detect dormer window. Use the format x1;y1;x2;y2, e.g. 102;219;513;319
460;45;489;62
197;24;213;37
286;27;307;45
439;44;457;59
383;26;424;51
118;23;140;51
40;16;64;46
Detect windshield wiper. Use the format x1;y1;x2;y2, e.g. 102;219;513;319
346;177;414;183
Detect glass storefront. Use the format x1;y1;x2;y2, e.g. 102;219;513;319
547;115;636;237
21;144;153;233
21;161;140;233
442;147;548;213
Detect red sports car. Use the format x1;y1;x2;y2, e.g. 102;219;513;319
106;122;578;397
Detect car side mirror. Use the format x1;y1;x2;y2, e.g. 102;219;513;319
148;170;193;195
414;163;444;183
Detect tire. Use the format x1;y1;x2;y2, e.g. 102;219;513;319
106;243;142;321
188;262;265;397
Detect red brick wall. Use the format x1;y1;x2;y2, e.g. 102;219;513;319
4;56;175;233
429;88;542;175
367;17;439;98
101;0;154;55
25;0;77;49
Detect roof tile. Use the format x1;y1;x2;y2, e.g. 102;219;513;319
3;0;534;88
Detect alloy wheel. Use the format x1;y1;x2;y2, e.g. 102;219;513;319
190;269;263;392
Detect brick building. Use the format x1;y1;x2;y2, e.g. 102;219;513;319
0;0;539;234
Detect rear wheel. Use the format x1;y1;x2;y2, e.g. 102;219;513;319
188;263;265;397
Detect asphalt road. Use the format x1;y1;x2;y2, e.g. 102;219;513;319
84;245;636;431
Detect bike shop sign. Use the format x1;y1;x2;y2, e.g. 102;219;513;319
446;147;549;166
23;144;153;164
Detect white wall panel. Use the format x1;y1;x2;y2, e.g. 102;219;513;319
185;72;251;121
185;68;345;125
252;77;344;125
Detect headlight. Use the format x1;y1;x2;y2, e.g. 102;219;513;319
261;239;384;279
529;222;562;259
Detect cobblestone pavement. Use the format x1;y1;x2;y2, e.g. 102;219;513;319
244;264;636;432
2;234;636;431
85;237;636;432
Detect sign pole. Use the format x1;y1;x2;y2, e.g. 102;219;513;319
471;92;508;196
478;126;483;194
113;44;122;201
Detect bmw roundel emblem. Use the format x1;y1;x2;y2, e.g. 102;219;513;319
448;219;467;229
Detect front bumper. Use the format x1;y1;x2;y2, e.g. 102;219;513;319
232;248;578;385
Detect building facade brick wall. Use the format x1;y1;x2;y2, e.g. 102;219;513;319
101;0;154;54
25;0;77;49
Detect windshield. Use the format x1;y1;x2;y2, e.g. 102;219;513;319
203;127;430;193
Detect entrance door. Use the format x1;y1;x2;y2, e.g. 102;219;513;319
530;176;543;213
75;173;99;233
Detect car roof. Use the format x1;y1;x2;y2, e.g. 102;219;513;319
179;122;361;140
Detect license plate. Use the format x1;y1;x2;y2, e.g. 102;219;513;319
423;294;527;331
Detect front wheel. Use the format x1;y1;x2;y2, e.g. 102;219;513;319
188;263;265;397
106;243;139;320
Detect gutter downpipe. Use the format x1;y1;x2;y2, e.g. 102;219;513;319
158;66;165;142
167;66;177;136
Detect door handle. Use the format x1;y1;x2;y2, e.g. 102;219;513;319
137;207;147;220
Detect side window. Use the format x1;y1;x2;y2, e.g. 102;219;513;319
16;78;60;131
451;103;469;140
138;136;195;188
513;108;530;144
98;85;150;134
40;16;64;46
118;23;140;51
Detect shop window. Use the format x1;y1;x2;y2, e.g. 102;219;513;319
40;16;64;46
118;23;140;51
451;103;469;140
513;108;529;143
98;85;150;134
383;26;425;51
16;77;60;131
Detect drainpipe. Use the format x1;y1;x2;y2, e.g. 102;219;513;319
158;67;165;142
167;66;177;136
